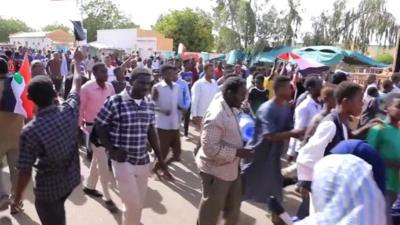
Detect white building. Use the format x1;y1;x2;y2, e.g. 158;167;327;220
9;30;74;51
94;28;173;58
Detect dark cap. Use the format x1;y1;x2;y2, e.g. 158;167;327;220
131;67;151;76
331;71;348;85
130;67;152;81
160;64;176;74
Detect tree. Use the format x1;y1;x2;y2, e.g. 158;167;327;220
213;0;257;50
81;0;138;42
0;17;31;42
154;9;214;52
215;27;241;52
282;0;302;46
303;0;398;53
376;52;394;64
42;23;70;32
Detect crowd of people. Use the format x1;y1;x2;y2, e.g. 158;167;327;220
0;45;399;225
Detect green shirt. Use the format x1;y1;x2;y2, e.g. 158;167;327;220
367;122;400;192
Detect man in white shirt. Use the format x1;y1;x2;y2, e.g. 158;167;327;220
152;64;181;169
104;55;115;82
191;63;219;129
287;77;323;160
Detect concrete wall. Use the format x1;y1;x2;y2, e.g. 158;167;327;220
137;29;173;51
97;29;137;53
136;37;157;58
9;36;51;50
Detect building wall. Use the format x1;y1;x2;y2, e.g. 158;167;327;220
9;36;52;50
46;30;74;43
137;29;173;51
136;38;157;58
97;29;137;53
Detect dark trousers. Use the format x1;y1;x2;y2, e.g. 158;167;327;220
35;193;70;225
296;180;312;219
184;106;191;137
197;173;242;225
156;129;181;166
51;77;63;93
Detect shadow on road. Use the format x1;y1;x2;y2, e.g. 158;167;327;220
162;150;202;208
144;187;167;215
68;184;88;206
0;216;12;225
240;211;258;225
11;212;40;225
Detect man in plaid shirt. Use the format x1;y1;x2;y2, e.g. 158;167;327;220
12;49;85;225
95;67;172;225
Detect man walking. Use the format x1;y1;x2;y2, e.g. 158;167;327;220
191;63;219;130
196;77;253;225
46;52;62;93
180;59;193;137
12;49;84;225
0;58;24;210
80;62;116;211
152;65;181;168
95;67;172;225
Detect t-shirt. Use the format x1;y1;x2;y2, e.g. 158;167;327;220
263;76;274;98
248;87;268;114
180;71;193;85
367;122;400;192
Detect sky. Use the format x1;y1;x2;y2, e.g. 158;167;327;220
0;0;399;33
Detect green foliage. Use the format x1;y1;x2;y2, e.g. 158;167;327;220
215;27;241;52
0;17;31;42
81;0;138;42
154;8;214;52
376;53;394;64
213;0;257;51
42;23;71;32
303;0;398;53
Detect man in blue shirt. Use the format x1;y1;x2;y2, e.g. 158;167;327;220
174;68;191;118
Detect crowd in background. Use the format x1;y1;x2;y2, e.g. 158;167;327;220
0;45;400;225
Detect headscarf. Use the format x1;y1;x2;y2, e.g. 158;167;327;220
331;139;386;194
295;154;386;225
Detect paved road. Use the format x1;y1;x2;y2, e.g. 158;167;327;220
0;130;300;225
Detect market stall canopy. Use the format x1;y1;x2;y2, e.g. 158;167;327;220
209;53;225;61
293;46;346;65
161;51;176;59
88;41;123;51
225;49;245;65
181;52;201;61
344;50;388;68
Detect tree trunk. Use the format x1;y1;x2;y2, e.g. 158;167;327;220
393;30;400;72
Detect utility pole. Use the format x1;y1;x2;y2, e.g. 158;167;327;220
393;30;400;72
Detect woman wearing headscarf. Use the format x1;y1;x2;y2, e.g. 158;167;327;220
295;154;386;225
332;139;386;194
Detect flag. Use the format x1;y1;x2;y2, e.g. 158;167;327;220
17;54;34;119
177;43;186;55
71;20;86;41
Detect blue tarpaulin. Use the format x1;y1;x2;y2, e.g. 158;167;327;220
344;50;388;68
292;46;346;65
225;49;245;65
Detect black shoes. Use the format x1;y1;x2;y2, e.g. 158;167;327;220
83;187;103;198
